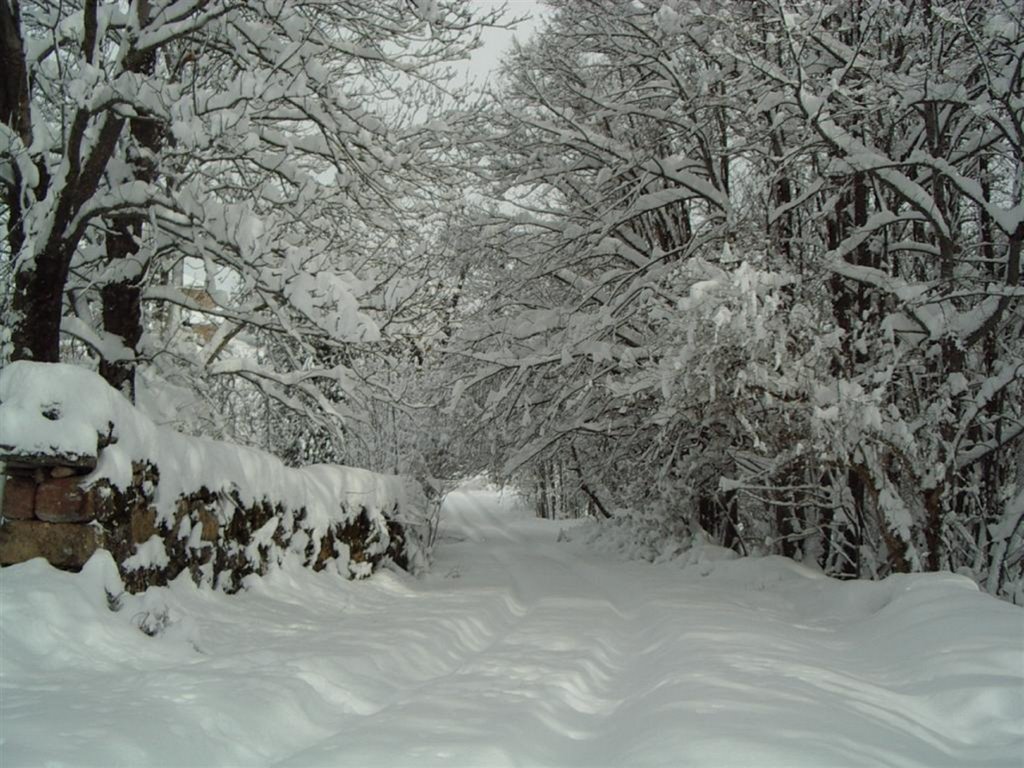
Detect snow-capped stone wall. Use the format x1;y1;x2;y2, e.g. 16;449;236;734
0;362;429;592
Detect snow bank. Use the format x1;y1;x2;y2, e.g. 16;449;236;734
0;361;430;588
0;361;419;529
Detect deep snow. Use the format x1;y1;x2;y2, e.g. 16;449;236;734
1;488;1022;767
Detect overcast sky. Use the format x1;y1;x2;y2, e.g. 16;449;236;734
462;0;550;82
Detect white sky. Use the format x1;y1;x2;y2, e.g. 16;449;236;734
461;0;551;83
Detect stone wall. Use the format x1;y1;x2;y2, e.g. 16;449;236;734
1;452;417;593
0;362;430;593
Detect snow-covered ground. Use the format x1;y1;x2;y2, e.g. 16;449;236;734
2;488;1022;767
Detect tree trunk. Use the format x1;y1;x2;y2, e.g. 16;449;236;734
98;0;156;399
1;0;36;259
6;0;126;364
11;250;71;362
99;221;144;399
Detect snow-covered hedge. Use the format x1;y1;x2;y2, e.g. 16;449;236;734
0;362;430;591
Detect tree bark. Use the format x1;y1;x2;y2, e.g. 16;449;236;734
99;221;144;398
6;0;126;363
10;110;125;361
98;0;156;399
1;0;35;259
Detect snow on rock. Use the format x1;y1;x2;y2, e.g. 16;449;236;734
0;361;118;462
122;534;171;571
0;361;418;526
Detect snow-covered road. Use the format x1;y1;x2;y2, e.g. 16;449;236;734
2;489;1022;767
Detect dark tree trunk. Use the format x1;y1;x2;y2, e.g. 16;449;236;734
11;251;70;362
537;464;549;519
697;495;716;535
9;109;125;362
720;490;743;554
843;468;866;577
1;0;35;259
774;497;801;559
570;445;610;519
818;470;836;570
5;0;125;364
99;221;144;399
98;0;156;399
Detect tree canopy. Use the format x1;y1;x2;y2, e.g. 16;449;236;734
2;0;1022;602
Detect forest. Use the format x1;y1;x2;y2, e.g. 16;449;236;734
2;0;1022;603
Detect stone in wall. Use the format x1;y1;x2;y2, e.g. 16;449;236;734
35;476;94;522
0;363;425;587
0;519;103;569
2;458;420;592
0;449;97;473
2;475;37;520
0;455;103;569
